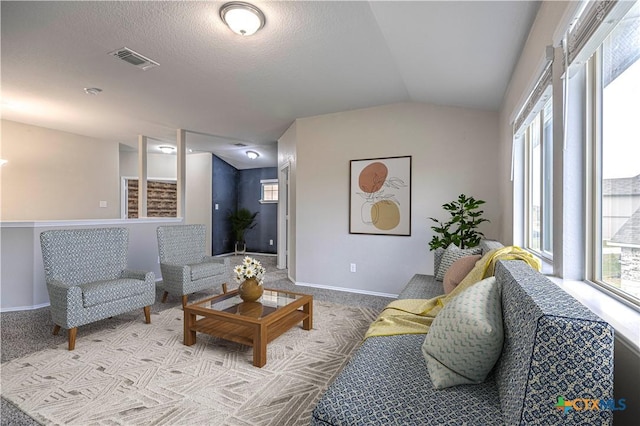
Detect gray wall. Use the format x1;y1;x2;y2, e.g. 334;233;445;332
287;102;500;296
0;219;182;311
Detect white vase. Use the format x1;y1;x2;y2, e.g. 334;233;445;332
234;241;246;255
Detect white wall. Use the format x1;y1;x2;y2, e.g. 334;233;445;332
119;151;178;179
291;102;499;295
185;153;213;254
1;120;120;220
278;122;298;280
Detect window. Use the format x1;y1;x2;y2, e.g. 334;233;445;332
588;1;640;304
260;179;278;203
524;98;553;257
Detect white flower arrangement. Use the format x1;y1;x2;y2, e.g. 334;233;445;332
233;256;266;285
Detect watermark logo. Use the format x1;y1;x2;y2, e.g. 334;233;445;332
555;396;627;413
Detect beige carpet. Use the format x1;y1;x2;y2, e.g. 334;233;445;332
1;301;377;426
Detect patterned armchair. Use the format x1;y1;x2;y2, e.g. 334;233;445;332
157;224;230;307
40;228;156;350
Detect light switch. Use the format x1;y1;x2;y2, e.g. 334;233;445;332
99;201;107;208
215;204;219;210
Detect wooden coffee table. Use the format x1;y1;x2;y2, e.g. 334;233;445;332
183;288;313;367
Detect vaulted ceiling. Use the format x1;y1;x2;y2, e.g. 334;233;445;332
1;1;540;169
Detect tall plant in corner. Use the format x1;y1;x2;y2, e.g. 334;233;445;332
429;194;489;250
228;208;258;255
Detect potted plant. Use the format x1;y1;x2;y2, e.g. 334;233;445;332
228;208;258;254
428;194;489;250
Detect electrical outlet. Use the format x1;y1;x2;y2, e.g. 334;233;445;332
350;263;356;273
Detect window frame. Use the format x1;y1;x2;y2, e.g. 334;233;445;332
586;42;640;307
259;178;278;204
523;96;554;260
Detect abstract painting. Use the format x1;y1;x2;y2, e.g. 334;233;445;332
349;155;411;236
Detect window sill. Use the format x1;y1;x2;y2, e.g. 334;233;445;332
546;275;640;352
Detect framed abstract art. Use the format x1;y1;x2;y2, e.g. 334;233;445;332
349;155;411;236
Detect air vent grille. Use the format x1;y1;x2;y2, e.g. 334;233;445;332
234;143;248;147
109;47;159;70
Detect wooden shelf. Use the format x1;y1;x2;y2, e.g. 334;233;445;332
193;310;308;347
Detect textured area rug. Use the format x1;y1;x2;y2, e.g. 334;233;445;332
1;301;377;425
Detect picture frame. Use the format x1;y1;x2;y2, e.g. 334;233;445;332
349;155;411;236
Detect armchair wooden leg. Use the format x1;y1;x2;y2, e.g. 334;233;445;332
222;283;228;294
68;327;77;351
182;295;188;308
143;306;151;324
53;324;61;335
161;291;169;303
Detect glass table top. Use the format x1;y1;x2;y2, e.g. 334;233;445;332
197;289;305;319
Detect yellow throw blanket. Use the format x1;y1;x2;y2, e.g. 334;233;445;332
363;246;541;340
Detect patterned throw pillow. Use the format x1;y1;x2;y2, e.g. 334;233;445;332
443;254;481;294
421;276;503;389
435;243;482;281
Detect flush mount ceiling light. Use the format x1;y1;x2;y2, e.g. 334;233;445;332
246;150;259;159
220;2;265;36
84;87;102;95
159;145;176;154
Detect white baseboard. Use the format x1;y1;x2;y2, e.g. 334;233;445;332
294;281;398;299
1;301;50;313
216;252;277;258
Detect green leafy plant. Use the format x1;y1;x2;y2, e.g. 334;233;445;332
428;194;489;250
228;208;258;243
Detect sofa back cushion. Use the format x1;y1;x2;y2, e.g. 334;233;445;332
40;228;128;286
479;239;504;255
494;260;614;425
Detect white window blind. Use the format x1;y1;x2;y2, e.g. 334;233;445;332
513;63;553;137
565;0;636;66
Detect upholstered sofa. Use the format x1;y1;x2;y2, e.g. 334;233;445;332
312;242;615;425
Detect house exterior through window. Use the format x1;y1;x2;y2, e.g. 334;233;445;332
589;2;640;303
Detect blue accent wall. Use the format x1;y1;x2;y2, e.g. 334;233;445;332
212;155;238;255
238;167;278;254
211;155;277;255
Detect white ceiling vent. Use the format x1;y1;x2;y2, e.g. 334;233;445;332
109;47;159;70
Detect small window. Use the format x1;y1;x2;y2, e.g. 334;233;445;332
260;179;278;203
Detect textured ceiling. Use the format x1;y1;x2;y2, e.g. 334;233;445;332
1;1;540;169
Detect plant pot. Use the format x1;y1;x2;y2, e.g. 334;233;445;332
238;278;263;302
234;241;246;255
